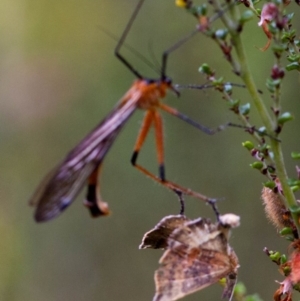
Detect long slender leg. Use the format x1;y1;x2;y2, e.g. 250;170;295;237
131;111;167;182
174;190;185;215
114;0;145;79
160;28;199;79
131;110;217;204
131;110;154;166
160;103;280;141
153;111;165;181
134;163;216;204
159;103;228;135
84;164;110;217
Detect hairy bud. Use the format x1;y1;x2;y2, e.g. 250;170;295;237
261;187;294;229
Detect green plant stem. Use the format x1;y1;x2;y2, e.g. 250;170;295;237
210;0;300;234
226;8;300;235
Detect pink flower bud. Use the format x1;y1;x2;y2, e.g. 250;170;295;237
258;3;279;26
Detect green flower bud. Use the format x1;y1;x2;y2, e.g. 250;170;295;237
239;103;251;115
269;251;281;261
250;161;264;169
280;227;293;236
291;185;300;192
199;63;213;75
240;10;254;23
215;29;228;40
291;152;300;159
242;141;255;151
278;112;293;124
263;181;276;189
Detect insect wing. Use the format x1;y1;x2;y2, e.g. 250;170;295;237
30;96;139;222
139;215;189;250
153;218;233;301
221;248;239;301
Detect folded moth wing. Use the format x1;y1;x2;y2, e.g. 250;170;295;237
153;216;239;301
139;215;189;249
221;247;239;300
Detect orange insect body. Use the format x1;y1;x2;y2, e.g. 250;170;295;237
129;79;170;109
30;78;175;222
30;0;217;222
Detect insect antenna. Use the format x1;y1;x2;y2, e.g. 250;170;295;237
114;0;146;79
100;26;161;76
158;1;236;81
208;1;236;23
147;39;162;76
160;28;199;80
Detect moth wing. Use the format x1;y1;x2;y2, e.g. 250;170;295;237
168;218;224;252
153;217;238;301
221;247;239;301
154;244;231;301
139;215;189;249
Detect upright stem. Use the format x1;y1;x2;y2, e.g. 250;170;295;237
220;0;300;234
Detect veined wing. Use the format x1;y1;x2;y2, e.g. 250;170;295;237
139;215;189;250
154;249;231;301
29;93;140;222
167;218;224;252
153;218;232;301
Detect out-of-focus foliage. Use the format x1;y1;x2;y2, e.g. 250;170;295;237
0;0;299;300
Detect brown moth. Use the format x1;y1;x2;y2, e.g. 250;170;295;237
140;213;240;301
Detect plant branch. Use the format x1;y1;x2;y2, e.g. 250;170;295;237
224;2;300;235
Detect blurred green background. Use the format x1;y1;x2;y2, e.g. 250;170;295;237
0;0;300;300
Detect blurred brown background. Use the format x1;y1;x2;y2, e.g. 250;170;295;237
0;0;300;300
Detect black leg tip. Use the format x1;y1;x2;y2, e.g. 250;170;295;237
159;164;166;182
131;151;139;166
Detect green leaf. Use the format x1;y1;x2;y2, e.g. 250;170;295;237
286;62;300;71
212;77;224;85
287;178;300;186
223;83;233;93
278;112;293;124
215;29;228;40
245;294;264;301
196;4;207;15
291;152;300;159
281;29;296;42
290;205;300;214
283;266;291;275
280;254;287;264
240;10;254;23
257;127;267;136
291;185;300;192
235;282;247;294
287;54;300;62
286;13;294;22
280;227;293;236
239;103;251;115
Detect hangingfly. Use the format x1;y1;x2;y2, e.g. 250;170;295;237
29;0;221;222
